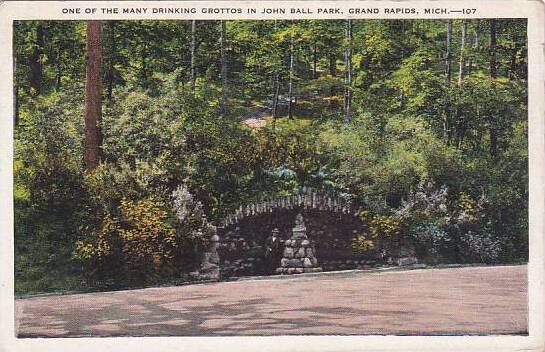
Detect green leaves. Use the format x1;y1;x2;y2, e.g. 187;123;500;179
13;19;529;293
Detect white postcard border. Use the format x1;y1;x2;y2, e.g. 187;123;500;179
0;1;543;351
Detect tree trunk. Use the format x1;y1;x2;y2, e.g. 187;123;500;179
328;50;337;106
399;21;406;106
467;21;480;75
442;20;453;141
489;19;498;158
343;19;352;125
220;20;228;117
190;20;196;95
456;20;468;148
489;20;498;79
272;73;280;119
312;42;317;79
13;56;19;126
30;24;44;95
508;24;519;80
84;21;103;171
458;20;467;87
55;47;62;91
106;21;116;103
287;28;295;119
328;50;337;77
509;45;518;80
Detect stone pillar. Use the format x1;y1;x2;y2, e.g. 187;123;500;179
192;227;221;281
276;213;322;274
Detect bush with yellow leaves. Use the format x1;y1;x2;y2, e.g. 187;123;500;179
369;215;401;239
351;211;401;255
350;234;375;254
75;197;179;279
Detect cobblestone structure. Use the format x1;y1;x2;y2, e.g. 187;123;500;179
216;209;374;278
197;189;411;280
276;213;322;274
196;234;220;280
219;188;360;228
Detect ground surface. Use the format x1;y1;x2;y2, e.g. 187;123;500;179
15;265;527;337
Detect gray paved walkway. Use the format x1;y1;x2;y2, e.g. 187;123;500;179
15;265;527;337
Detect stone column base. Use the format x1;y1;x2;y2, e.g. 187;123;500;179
275;267;322;274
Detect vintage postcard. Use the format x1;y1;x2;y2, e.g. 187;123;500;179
0;0;544;351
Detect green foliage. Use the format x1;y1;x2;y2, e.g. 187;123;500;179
14;90;88;295
369;215;401;239
350;212;401;256
350;235;375;254
320;114;463;208
75;197;179;281
13;19;528;294
255;119;330;192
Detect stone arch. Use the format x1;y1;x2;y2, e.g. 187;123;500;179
218;188;360;228
212;189;385;278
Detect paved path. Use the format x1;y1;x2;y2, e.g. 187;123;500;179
15;265;527;337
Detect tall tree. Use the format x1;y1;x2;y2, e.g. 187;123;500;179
489;19;498;158
271;21;281;120
84;21;103;171
54;47;62;90
312;42;318;79
324;21;343;107
105;21;116;103
220;20;228;116
455;20;468;148
287;23;295;119
190;20;196;95
467;21;480;75
442;20;453;141
272;73;280;119
30;24;44;95
343;19;352;125
13;56;19;125
458;20;467;86
489;20;498;79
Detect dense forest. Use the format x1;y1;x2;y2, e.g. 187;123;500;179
14;19;528;294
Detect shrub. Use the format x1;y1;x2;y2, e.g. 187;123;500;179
75;197;178;280
350;211;401;256
456;230;502;264
409;223;451;264
350;234;375;254
75;185;214;285
369;214;401;239
171;185;213;257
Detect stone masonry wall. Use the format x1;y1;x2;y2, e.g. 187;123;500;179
217;209;395;278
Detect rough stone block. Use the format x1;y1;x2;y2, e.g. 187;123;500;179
302;258;313;268
397;256;418;266
288;258;302;267
294;268;304;274
294;248;305;258
284;247;294;259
